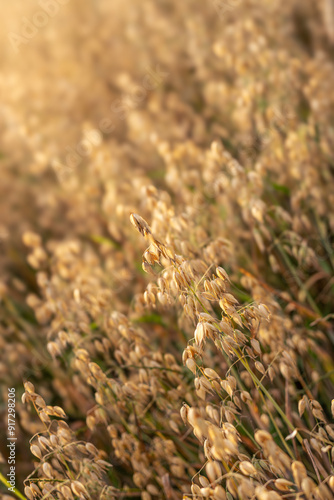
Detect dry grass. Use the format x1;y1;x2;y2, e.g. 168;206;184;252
1;0;334;499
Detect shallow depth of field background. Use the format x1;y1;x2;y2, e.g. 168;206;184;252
1;1;334;499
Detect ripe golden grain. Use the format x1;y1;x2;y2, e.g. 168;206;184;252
1;1;334;499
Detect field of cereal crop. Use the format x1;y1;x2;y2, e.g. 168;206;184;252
1;1;334;499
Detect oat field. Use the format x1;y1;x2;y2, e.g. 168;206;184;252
1;1;334;499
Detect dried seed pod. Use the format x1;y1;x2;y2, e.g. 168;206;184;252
204;368;220;380
213;485;226;500
24;486;35;500
22;231;41;248
326;425;334;439
275;478;294;491
200;486;211;497
24;381;35;394
298;396;307;417
216;267;230;282
186;358;197;374
240;391;252;403
251;338;261;355
312;409;326;423
268;366;275;381
147;484;159;495
255;486;282;500
53;406;67;418
329;476;334;492
226;478;238;497
286;429;297;440
257;304;271;321
209;460;222;483
49;434;59;447
255;361;266;375
47;341;62;358
71;481;89;497
30;444;42;459
39;411;51;424
310;438;322;454
142;261;156;275
61;485;74;499
191;484;201;496
130;213;152;236
199;475;210;487
221;380;233;398
291;461;307;488
42;462;53;478
180;404;189;424
194;323;205;348
301;477;316;496
255;430;273;446
38;436;50;451
169;420;180;434
86;443;98;456
34;396;46;408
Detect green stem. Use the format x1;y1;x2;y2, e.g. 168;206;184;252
0;472;26;500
